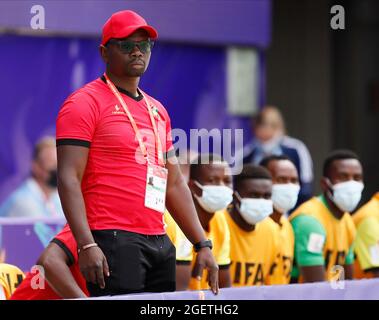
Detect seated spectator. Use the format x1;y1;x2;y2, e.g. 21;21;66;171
261;155;300;284
0;136;64;218
164;211;193;290
166;153;232;290
243;106;313;206
352;192;379;278
0;263;25;299
223;164;280;286
290;150;362;283
10;224;88;300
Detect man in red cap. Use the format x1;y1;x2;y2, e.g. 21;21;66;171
56;10;219;297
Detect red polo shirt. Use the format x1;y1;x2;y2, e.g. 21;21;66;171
56;77;174;235
10;225;88;300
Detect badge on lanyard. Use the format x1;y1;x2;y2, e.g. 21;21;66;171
145;163;168;214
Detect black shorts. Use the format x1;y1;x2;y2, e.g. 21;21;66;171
87;229;176;297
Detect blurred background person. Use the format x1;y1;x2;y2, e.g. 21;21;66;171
225;164;280;286
261;155;300;284
243;106;313;207
0;137;64;218
352;191;379;279
290;150;363;283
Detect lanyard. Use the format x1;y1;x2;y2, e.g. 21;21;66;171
103;73;165;167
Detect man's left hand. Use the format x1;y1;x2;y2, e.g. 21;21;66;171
192;247;219;295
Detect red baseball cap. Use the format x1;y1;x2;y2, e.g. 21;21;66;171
101;10;158;45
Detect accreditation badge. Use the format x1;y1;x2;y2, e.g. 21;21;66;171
144;164;168;213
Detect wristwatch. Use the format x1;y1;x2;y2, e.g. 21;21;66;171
194;239;213;252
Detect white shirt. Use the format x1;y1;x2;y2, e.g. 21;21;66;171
0;178;64;218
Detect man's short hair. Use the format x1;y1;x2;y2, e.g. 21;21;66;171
323;149;360;178
33;136;56;161
260;154;294;168
189;153;226;181
234;164;272;190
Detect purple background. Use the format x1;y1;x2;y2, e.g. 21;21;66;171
0;218;65;271
0;0;271;47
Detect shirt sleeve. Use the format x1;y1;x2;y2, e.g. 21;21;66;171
353;216;379;270
345;245;355;265
175;232;193;262
291;215;326;267
164;212;192;262
56;92;99;145
164;212;176;244
52;225;78;265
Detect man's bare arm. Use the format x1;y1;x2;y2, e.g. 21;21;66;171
57;145;109;289
57;146;92;247
219;267;232;288
344;263;353;280
300;265;325;282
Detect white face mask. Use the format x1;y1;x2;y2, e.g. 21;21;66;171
329;180;364;212
271;183;300;214
238;198;273;225
193;181;233;213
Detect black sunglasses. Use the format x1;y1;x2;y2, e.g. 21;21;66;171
107;39;154;54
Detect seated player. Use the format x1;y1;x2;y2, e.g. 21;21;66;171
261;155;300;284
224;164;280;286
166;153;233;290
352;192;379;278
0;263;25;299
290;150;362;282
164;212;193;290
10;224;88;299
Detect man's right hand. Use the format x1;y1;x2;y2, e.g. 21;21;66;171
78;246;110;289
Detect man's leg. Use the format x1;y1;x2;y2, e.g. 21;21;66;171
144;234;176;293
87;230;147;297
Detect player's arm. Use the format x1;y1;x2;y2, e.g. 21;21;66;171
165;156;219;294
57;145;109;289
37;241;86;298
299;265;325;282
364;267;379;277
291;215;327;282
176;262;191;290
344;264;353;280
219;265;231;288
